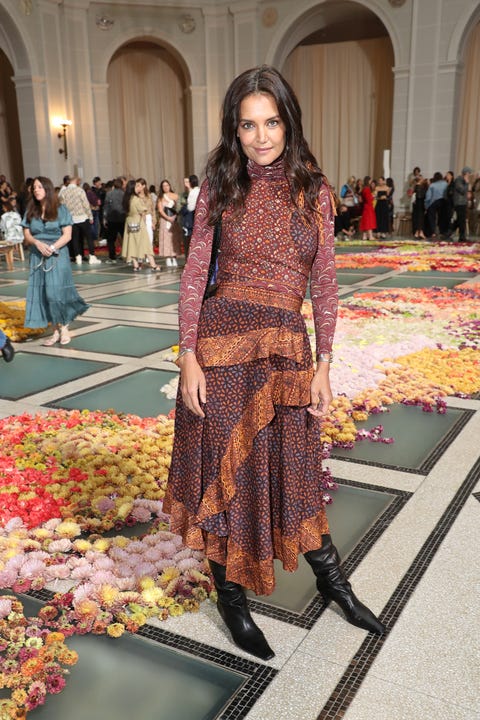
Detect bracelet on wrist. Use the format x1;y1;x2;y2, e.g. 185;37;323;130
316;351;333;364
175;348;195;367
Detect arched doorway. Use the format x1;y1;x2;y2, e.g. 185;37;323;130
0;48;24;189
107;41;190;191
278;1;394;192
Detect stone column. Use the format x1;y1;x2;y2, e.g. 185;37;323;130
229;1;259;75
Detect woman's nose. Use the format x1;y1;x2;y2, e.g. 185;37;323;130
256;126;268;144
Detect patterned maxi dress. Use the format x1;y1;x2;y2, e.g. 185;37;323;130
164;158;338;596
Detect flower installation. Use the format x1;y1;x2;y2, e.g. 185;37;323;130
0;410;214;714
300;282;480;448
0;595;78;718
335;240;480;273
0;301;44;342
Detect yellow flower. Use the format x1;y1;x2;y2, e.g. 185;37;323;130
116;501;133;519
72;539;92;553
141;587;165;604
55;520;81;538
92;538;110;553
138;577;155;590
168;603;184;617
107;623;125;638
158;567;180;586
99;585;120;607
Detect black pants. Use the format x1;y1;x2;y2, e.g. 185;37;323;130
105;220;125;259
71;220;95;258
451;205;467;240
426;199;444;237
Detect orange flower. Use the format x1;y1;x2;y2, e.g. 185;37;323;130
20;656;44;677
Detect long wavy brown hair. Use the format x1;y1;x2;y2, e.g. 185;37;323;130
206;65;325;225
26;177;59;221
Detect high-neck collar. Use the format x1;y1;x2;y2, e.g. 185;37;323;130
247;156;286;181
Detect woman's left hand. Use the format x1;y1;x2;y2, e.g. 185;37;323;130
307;367;333;418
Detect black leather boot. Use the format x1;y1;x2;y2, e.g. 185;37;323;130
304;535;385;635
1;336;15;363
209;560;275;660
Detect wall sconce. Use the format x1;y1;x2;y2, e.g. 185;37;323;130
57;120;72;160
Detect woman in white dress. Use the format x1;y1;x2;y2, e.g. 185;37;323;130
157;179;182;267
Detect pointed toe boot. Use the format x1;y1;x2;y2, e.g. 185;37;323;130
209;560;275;661
305;535;385;636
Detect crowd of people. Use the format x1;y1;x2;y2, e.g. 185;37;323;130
407;166;478;242
0;171;200;352
0;172;201;269
334;167;479;242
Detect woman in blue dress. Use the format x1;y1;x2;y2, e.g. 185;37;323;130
22;176;90;345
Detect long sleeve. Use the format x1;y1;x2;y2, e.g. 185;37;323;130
178;180;214;352
310;185;338;355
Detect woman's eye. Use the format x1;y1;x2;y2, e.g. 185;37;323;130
267;119;279;127
240;122;254;130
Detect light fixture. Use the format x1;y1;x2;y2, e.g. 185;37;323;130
96;14;114;30
57;120;72;160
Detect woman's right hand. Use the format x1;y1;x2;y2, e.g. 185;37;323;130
37;241;55;257
178;353;207;417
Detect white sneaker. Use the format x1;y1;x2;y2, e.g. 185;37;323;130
171;257;178;267
75;254;83;265
88;255;102;264
166;258;172;266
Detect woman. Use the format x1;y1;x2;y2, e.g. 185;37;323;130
359;175;376;240
137;179;156;247
374;176;391;238
411;175;427;239
22;176;89;345
164;66;384;661
122;179;159;272
157;179;182;267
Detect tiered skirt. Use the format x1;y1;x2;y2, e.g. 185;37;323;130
164;284;329;596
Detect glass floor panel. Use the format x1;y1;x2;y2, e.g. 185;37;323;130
94;291;179;308
248;483;394;612
7;595;244;720
335;266;392;275
332;403;465;469
50;368;177;416
71;272;132;285
0;353;112;400
69;326;179;357
336;273;375;285
0;269;30;281
0;282;28;297
371;275;464;289
403;270;476;279
334;245;378;254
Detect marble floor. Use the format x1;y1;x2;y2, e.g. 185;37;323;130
0;249;479;720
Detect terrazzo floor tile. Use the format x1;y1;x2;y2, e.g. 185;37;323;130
243;652;345;720
351;498;480;714
153;601;308;670
342;674;476;720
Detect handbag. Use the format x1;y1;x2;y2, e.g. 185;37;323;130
127;222;140;233
203;220;222;302
164;207;177;217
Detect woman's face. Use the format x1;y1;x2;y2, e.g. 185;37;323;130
33;179;46;203
237;93;286;166
135;181;145;196
162;181;171;194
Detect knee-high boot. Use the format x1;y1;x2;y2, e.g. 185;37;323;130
209;560;275;660
304;535;385;635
